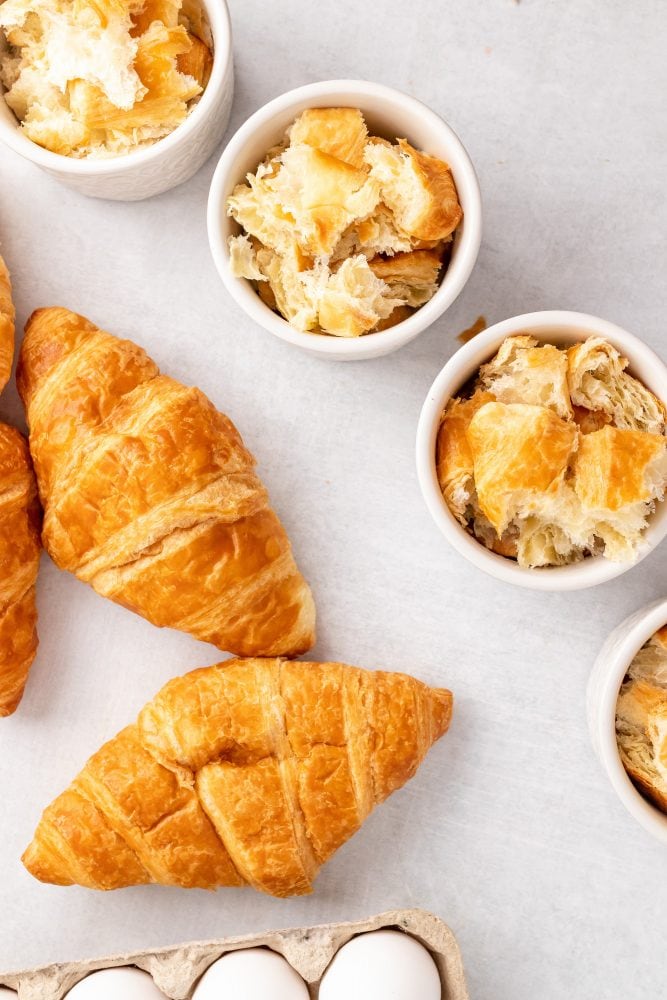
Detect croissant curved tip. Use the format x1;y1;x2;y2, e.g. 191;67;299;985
431;687;453;740
21;840;60;885
24;305;81;330
18;306;97;408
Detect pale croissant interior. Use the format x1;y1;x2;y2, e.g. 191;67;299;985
436;335;667;568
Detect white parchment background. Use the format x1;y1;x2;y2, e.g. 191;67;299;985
1;1;666;997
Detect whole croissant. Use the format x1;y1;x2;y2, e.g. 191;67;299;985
23;658;452;896
17;307;315;657
0;424;41;716
0;254;15;395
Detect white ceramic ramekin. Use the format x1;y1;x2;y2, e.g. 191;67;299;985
416;311;667;591
587;598;667;843
0;0;233;201
206;79;482;361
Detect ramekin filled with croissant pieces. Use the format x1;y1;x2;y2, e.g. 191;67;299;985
207;79;482;360
417;311;667;590
0;0;233;199
587;597;667;843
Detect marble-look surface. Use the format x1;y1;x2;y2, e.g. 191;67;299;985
0;2;666;997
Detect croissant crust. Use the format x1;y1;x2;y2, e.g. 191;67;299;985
17;307;315;657
0;423;41;716
22;658;453;896
0;255;15;395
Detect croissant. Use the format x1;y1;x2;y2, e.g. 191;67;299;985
0;424;41;716
0;254;15;395
22;657;453;895
17;307;315;657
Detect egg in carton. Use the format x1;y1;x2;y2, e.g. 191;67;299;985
0;909;469;999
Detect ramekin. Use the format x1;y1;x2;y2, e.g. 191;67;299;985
0;0;233;201
206;79;482;361
587;598;667;843
416;311;667;591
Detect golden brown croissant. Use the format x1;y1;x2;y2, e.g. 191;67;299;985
0;254;15;395
22;657;453;895
0;424;41;716
17;307;315;657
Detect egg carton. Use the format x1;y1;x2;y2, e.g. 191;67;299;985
0;909;469;1000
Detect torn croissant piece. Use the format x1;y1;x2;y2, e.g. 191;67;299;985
227;107;463;336
0;253;15;395
338;205;415;261
572;426;667;561
256;243;323;332
227;233;267;284
318;256;403;337
436;389;495;524
628;626;667;687
364;138;462;242
17;307;315;657
288;107;368;168
131;0;180;36
0;424;41;717
368;249;443;308
466;402;578;535
258;144;380;259
0;0;211;158
67;22;200;138
437;335;667;567
567;337;666;435
616;629;667;814
573;425;667;512
478;335;573;420
22;657;453;894
176;31;213;88
134;23;201;101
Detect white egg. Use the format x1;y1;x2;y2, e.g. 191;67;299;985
65;967;166;998
193;948;309;1000
319;930;441;1000
0;989;17;997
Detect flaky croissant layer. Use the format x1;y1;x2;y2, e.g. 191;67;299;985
23;658;453;896
17;307;315;658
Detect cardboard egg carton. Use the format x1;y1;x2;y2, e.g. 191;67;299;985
1;909;469;1000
